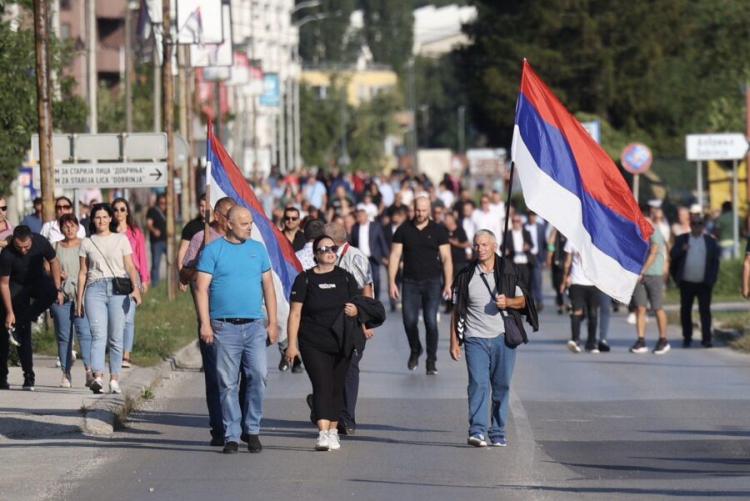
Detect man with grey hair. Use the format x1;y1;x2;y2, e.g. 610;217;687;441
450;229;535;447
323;221;374;435
389;195;452;374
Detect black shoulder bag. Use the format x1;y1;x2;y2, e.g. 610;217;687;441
478;270;526;349
88;237;134;296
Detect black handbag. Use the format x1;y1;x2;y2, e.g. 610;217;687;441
478;271;527;349
89;237;135;296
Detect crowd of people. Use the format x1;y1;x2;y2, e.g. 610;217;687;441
0;165;743;452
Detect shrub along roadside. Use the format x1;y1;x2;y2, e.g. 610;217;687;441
32;284;197;368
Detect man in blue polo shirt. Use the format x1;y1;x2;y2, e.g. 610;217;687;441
196;206;278;454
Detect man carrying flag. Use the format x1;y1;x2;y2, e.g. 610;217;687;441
511;60;652;304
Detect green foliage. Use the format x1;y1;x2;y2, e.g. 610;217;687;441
0;18;87;194
98;63;156;133
298;0;360;65
457;0;750;156
361;0;414;74
300;80;399;172
411;54;471;149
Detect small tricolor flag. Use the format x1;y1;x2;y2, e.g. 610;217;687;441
511;60;652;303
206;123;302;338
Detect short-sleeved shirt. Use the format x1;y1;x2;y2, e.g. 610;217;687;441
392;220;449;281
181;216;205;242
197;238;271;319
182;227;221;269
337;243;372;289
447;226;468;270
79;233;133;282
644;228;666;276
564;240;594;286
461;266;523;339
0;233;55;287
290;267;359;353
146;207;167;242
40;220;86;244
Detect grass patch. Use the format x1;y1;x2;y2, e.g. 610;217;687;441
33;283;197;368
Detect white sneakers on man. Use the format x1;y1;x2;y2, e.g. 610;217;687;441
315;429;341;451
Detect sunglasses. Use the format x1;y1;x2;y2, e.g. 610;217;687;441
284;216;299;221
315;245;339;255
114;207;128;213
55;204;72;210
0;206;7;211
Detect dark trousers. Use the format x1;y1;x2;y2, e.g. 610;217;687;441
551;265;565;308
515;263;531;294
300;344;350;422
0;279;57;381
679;282;712;344
150;240;167;284
340;346;364;427
369;257;381;301
569;284;598;346
390;269;402;311
402;278;442;363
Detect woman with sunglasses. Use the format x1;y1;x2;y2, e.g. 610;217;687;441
112;198;150;368
0;197;13;248
76;204;142;394
50;214;92;388
286;235;360;451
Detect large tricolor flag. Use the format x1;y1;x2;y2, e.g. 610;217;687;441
206;123;302;340
511;60;653;303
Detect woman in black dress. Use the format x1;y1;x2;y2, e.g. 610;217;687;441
286;235;360;451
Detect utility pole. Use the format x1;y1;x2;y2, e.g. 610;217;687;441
457;105;466;154
178;46;189;221
86;0;97;133
293;76;301;168
153;44;162;132
186;66;196;214
279;87;287;174
162;0;177;300
286;77;295;171
746;84;750;234
124;1;134;133
33;0;56;222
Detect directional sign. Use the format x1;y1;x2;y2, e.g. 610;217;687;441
620;143;653;174
54;162;168;189
686;133;749;161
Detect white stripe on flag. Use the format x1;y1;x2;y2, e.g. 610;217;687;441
512;125;639;303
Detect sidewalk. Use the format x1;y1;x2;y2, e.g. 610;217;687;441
0;342;200;440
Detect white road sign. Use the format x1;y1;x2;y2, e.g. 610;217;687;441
686;133;749;161
54;162;168;189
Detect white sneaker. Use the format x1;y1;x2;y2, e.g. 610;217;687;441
328;429;340;450
567;340;582;353
60;374;72;388
315;430;330;451
626;312;636;324
109;379;122;394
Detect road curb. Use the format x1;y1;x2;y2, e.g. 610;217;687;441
82;340;200;436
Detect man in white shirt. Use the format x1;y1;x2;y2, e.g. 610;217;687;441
437;181;455;209
40;196;87;243
472;195;503;244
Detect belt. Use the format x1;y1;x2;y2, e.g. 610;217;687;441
215;318;255;325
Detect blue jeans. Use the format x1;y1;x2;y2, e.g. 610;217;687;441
50;301;92;373
598;290;611;342
464;335;517;440
85;280;131;375
212;319;267;442
402;278;442;363
123;300;138;352
151;240;166;284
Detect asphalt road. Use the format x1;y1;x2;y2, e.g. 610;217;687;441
9;299;750;501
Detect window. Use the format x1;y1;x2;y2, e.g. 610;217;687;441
60;23;71;40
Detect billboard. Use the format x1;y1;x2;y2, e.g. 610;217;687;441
260;73;281;107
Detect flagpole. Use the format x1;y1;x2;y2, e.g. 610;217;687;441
204;121;212;247
499;160;516;264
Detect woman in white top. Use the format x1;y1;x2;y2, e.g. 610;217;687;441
76;204;142;394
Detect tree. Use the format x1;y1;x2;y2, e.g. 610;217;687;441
361;0;414;74
297;0;359;65
457;0;750;156
98;63;157;133
0;14;87;194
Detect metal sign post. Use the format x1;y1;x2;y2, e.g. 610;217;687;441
733;159;740;258
620;142;653;205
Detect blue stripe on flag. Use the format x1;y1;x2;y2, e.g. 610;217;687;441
516;93;648;274
208;149;299;298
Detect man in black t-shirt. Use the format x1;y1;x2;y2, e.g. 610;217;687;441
388;196;452;375
177;194;207;287
146;194;168;285
282;206;306;252
0;226;61;390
